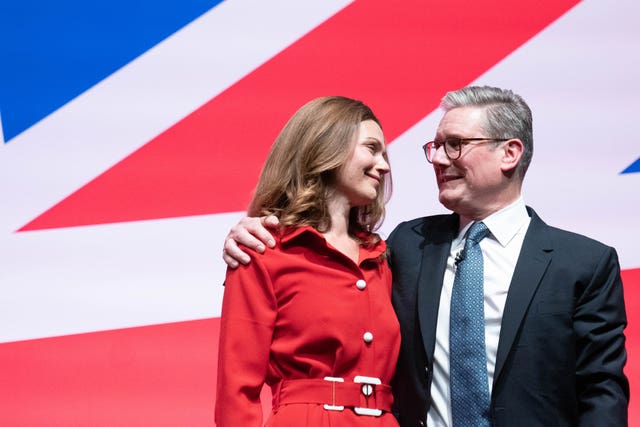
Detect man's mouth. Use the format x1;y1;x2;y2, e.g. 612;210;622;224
437;172;461;184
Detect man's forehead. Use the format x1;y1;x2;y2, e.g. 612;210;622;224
436;106;486;136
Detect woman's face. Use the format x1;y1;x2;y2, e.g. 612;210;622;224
334;120;389;208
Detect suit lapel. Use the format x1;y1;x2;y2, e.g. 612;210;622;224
493;208;553;384
417;214;458;362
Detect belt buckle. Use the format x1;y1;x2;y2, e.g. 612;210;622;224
353;376;382;416
323;376;345;411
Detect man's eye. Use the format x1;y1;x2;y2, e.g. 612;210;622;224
446;139;461;149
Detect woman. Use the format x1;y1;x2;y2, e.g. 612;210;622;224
215;96;400;426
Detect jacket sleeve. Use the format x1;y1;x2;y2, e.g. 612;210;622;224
215;254;277;427
574;246;629;426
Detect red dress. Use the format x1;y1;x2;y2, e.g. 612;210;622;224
215;226;401;426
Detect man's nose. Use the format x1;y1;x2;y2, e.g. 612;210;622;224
431;144;450;165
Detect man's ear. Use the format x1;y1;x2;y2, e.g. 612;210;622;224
500;138;524;174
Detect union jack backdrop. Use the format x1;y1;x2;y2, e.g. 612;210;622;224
1;1;638;425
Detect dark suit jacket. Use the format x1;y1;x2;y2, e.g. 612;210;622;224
387;207;629;427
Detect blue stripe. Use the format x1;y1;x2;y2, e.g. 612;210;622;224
621;158;640;174
1;0;224;143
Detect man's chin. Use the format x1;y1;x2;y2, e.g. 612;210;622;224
438;192;457;212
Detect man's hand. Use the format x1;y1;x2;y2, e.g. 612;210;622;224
222;215;280;268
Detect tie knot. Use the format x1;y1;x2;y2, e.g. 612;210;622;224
467;221;490;244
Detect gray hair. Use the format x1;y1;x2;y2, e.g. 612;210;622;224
441;85;533;180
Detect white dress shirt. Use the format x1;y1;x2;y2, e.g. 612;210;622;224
427;198;531;427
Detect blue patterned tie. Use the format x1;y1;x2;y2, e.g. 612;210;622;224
450;221;491;427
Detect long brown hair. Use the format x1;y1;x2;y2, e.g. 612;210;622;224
248;96;392;242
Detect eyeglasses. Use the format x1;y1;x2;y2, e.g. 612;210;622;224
422;138;510;163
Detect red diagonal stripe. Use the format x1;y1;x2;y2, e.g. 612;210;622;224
20;0;580;231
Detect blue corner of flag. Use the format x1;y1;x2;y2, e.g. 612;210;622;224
621;158;640;174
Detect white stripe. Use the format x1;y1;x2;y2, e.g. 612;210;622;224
0;212;243;343
0;0;353;342
0;0;353;232
384;0;640;269
3;0;639;343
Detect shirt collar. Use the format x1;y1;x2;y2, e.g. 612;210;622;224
458;197;529;247
280;225;387;262
280;225;318;244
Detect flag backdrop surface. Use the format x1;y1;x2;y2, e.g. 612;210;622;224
1;1;639;425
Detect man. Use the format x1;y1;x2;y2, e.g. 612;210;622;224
222;86;629;426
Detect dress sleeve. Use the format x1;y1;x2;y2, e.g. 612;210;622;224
215;253;277;427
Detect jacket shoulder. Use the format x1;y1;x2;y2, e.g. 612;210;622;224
528;209;616;254
387;214;455;247
389;214;453;236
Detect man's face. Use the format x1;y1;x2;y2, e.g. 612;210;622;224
431;106;510;219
